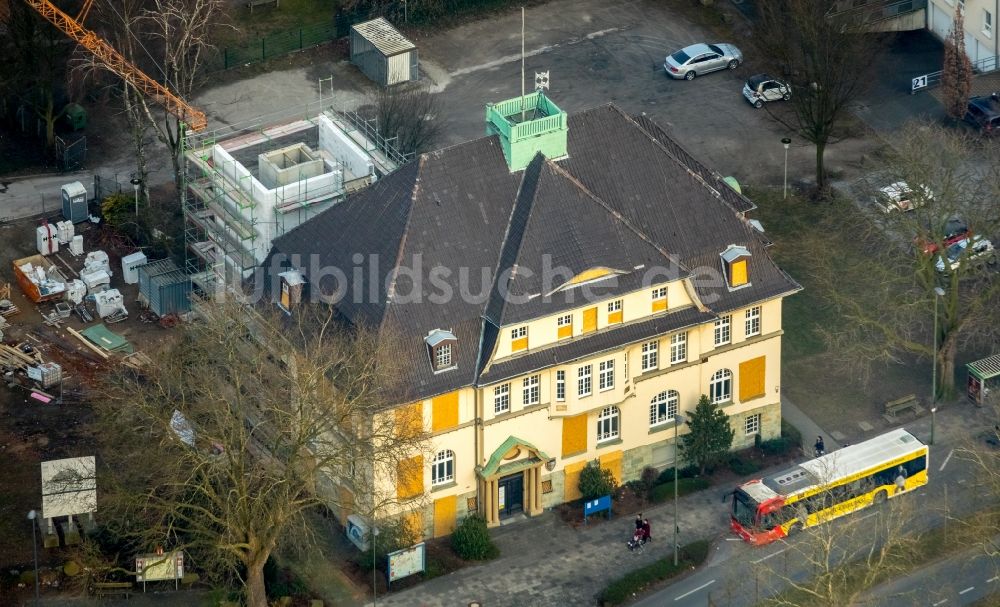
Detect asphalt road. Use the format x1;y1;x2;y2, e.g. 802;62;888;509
632;440;995;607
862;544;1000;606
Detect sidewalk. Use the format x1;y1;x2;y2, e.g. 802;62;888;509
369;396;823;607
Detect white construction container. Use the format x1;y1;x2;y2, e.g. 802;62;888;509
94;289;124;318
121;251;148;285
64;279;87;305
69;235;84;256
80;268;111;294
36;224;59;256
56;221;75;245
83;250;110;275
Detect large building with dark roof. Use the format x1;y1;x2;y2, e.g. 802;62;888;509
263;92;800;537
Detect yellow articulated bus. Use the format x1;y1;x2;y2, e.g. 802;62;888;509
731;428;929;546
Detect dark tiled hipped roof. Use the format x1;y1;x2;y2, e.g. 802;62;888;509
265;104;800;405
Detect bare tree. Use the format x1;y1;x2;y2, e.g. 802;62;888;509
754;0;886;195
2;0;71;149
813;125;1000;396
96;302;429;607
364;84;445;157
77;0;226;192
941;5;973;121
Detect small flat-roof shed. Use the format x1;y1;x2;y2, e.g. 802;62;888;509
138;259;191;317
350;17;418;86
967;354;1000;406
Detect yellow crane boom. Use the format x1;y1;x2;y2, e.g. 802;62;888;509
21;0;208;131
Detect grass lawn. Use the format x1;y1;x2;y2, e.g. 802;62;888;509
216;0;337;47
746;187;931;436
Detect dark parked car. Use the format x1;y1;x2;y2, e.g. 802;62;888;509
963;94;1000;135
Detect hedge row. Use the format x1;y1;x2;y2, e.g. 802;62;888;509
599;540;711;606
650;477;712;503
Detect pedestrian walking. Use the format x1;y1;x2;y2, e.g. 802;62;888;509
814;435;826;457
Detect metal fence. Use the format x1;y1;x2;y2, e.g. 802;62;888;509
209;0;529;72
911;55;1000;93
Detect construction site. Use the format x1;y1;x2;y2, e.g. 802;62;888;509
181;105;407;295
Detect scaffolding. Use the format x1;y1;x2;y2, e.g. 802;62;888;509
182;100;409;297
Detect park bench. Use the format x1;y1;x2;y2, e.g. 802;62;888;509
883;394;922;421
91;581;133;598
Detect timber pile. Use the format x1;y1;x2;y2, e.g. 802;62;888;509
121;351;153;371
0;343;43;371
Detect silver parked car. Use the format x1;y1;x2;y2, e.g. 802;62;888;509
743;74;791;108
664;43;743;80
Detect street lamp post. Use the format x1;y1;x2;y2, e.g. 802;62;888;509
930;406;938;446
673;413;686;566
27;510;39;606
932;286;946;406
781;138;792;199
130;176;142;216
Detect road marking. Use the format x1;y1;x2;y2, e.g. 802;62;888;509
987;576;998;583
725;537;741;541
959;587;975;595
674;580;715;601
932;600;948;606
752;548;786;564
939;449;954;471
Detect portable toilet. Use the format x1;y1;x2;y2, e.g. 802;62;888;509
121;251;148;285
61;181;89;223
36;224;59;255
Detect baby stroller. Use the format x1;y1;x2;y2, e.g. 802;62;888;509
627;525;651;553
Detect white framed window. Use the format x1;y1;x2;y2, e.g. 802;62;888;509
523;374;540;405
745;306;761;338
435;344;453;369
558;314;572;327
649;390;679;427
494;383;510;414
745;413;761;436
641;340;659;371
577;365;592;397
511;326;527;339
597;406;620;442
710;369;733;404
669;332;687;364
714;316;731;346
985;9;993;36
598;359;615;391
555;370;566;401
431;449;455;485
652;286;667;300
608;300;622;312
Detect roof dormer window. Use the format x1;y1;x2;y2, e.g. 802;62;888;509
424;329;457;373
720;245;752;290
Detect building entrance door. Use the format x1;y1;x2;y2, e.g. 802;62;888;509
497;472;524;519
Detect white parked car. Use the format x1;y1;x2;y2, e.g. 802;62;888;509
875;181;931;213
935;235;996;273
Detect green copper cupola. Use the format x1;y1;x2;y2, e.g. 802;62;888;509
486;91;568;171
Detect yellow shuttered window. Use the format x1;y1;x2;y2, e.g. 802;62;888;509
431;392;459;432
397;455;424;499
739;356;766;402
561;413;588;457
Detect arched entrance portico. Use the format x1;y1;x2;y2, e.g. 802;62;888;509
477;436;549;527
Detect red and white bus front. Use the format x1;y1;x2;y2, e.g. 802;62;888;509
729;481;787;546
